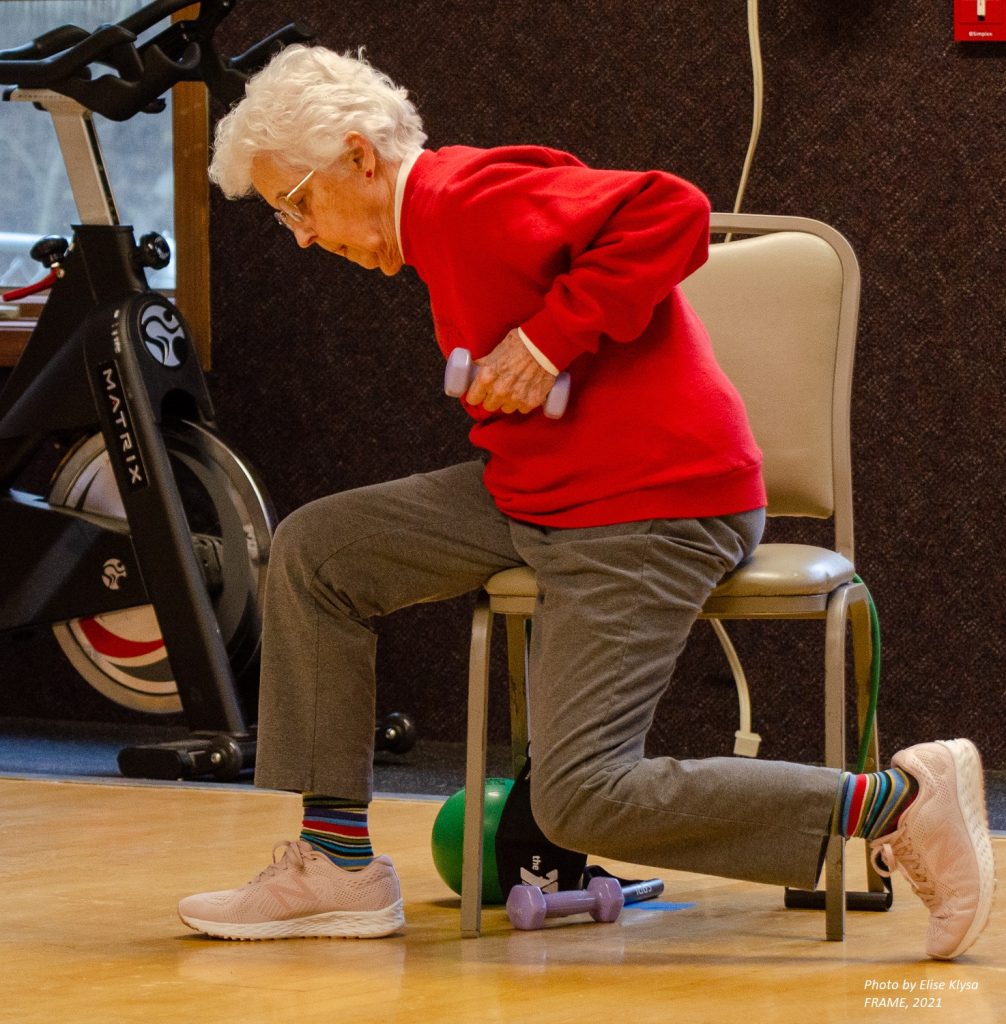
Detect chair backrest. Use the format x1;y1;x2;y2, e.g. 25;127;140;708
680;213;861;560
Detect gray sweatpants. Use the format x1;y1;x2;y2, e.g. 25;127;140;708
256;460;839;889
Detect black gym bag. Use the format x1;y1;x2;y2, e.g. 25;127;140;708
494;753;587;895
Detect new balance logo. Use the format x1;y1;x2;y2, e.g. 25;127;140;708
263;870;318;912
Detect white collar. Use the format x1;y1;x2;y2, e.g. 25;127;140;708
395;149;424;259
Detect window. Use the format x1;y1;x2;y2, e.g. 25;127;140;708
0;1;210;365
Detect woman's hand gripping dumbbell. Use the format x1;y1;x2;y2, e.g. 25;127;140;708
444;347;571;419
506;875;624;930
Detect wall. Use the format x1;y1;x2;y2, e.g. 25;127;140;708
2;2;1003;768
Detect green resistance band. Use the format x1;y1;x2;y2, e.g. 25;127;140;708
853;574;881;773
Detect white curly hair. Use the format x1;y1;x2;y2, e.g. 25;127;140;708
209;45;427;197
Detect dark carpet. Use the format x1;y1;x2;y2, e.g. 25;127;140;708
1;718;1003;834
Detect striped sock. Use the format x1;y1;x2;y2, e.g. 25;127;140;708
300;795;374;870
833;768;919;840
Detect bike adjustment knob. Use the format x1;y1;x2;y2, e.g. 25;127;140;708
29;235;69;268
137;232;171;270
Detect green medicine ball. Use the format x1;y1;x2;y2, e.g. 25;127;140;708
431;777;513;904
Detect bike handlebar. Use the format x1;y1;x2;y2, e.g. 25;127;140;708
117;0;202;37
0;25;138;89
0;25;92;62
0;0;312;120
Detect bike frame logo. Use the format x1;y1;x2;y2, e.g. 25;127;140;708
102;558;128;590
139;300;187;367
97;360;148;491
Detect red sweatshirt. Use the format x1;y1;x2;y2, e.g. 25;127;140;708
400;145;766;527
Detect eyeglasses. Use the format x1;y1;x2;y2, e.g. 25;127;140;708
274;169;316;230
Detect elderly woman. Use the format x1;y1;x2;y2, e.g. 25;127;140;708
178;46;993;959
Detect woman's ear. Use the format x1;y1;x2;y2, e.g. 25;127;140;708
342;131;376;176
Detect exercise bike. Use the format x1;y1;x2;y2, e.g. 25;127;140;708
0;1;417;779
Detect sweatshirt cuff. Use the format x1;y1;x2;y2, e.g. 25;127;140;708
517;327;559;375
519;308;591;373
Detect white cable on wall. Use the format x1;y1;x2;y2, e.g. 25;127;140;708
725;0;764;241
713;0;765;727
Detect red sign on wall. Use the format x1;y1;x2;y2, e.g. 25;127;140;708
955;0;1006;41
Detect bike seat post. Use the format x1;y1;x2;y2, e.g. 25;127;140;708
9;88;119;226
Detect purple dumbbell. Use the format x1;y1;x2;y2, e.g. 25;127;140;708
506;876;624;930
444;347;571;419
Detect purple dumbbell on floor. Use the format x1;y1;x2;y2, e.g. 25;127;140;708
506;876;624;930
444;347;571;419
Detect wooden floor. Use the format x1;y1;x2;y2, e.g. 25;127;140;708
1;777;1003;1024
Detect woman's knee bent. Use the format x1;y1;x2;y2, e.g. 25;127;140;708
528;763;621;854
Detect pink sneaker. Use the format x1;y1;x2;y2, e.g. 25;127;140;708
869;739;996;960
178;841;405;940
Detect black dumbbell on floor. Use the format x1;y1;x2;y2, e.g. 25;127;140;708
375;712;416;754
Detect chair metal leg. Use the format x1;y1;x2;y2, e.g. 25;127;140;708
460;594;493;938
788;584;891;930
505;614;530;778
823;833;847;940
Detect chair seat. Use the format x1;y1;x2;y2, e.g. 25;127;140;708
711;543;855;598
484;566;537;597
484;543;855;603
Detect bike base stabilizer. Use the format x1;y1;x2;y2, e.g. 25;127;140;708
117;730;256;782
